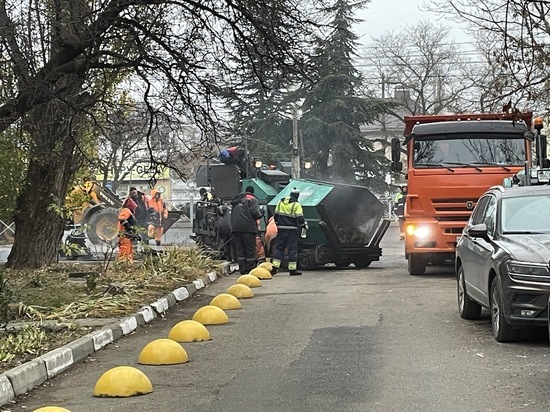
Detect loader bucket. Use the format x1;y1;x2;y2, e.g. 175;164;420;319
163;210;184;233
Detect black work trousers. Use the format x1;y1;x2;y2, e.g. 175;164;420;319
272;229;299;271
233;232;257;274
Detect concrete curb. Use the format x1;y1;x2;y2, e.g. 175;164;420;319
0;264;230;407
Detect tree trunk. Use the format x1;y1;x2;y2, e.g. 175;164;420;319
6;0;94;269
6;99;82;269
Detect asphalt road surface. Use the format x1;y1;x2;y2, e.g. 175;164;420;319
8;226;550;412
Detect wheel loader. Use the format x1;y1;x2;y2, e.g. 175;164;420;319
64;181;183;253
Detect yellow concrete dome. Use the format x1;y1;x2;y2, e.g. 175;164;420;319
236;274;262;288
33;408;71;412
258;261;273;271
93;366;153;397
138;338;188;365
192;305;229;325
168;320;211;342
249;267;272;279
210;293;242;310
227;283;254;299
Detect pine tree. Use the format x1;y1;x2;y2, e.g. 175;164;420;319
300;0;392;190
223;33;296;166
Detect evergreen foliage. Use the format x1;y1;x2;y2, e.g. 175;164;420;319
299;0;392;192
223;31;298;165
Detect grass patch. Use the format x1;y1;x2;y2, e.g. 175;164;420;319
0;245;222;372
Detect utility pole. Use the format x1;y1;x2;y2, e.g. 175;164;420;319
243;135;249;178
291;106;301;179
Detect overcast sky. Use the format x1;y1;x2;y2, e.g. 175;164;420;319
354;0;472;45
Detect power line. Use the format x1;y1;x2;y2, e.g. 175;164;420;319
356;50;487;59
354;61;491;68
358;41;480;50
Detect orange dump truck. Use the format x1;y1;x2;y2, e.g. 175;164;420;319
391;113;533;275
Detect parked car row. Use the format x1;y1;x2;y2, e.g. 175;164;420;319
456;184;550;342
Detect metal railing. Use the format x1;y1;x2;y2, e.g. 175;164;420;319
168;196;197;223
0;220;15;241
380;198;399;222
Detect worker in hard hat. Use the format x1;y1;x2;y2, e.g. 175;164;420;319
146;188;169;246
230;186;264;275
199;187;213;202
393;185;407;240
117;197;139;263
243;186;266;263
271;187;306;276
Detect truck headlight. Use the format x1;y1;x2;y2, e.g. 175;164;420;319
406;224;430;239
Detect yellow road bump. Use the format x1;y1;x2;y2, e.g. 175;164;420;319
168;320;211;342
249;267;272;280
33;408;71;412
192;305;229;325
236;274;262;288
257;261;273;271
227;284;254;299
138;338;188;365
93;366;153;398
210;293;242;310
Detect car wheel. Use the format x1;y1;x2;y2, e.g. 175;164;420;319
457;265;481;320
490;276;520;342
353;258;372;269
335;261;351;268
408;254;426;275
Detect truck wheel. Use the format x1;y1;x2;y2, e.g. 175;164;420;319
87;209;119;245
298;253;316;270
490;276;520;342
408;254;426;275
457;265;481;320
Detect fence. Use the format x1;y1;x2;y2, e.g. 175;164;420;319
0;194;397;240
172;196;399;224
0;220;15;241
380;197;399;222
168;196;197;223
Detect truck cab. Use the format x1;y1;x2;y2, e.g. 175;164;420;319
391;113;533;275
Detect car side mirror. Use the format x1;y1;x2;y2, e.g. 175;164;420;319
467;223;489;240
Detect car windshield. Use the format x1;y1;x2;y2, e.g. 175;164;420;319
413;134;525;167
501;195;550;233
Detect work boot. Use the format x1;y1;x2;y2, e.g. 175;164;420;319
270;267;278;276
289;270;302;276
